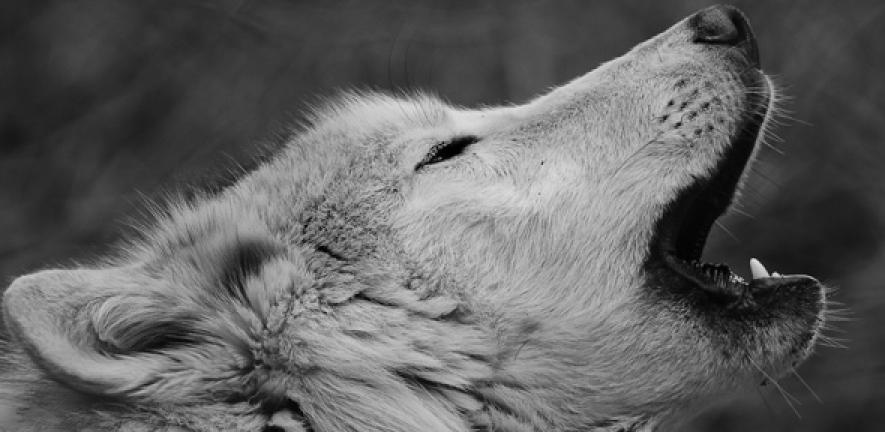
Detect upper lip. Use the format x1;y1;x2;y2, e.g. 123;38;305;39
647;77;793;301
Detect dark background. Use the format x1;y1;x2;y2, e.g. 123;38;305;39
1;1;882;430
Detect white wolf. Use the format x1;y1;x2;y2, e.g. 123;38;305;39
1;5;826;432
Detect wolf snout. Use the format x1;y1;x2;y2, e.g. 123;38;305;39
690;5;759;67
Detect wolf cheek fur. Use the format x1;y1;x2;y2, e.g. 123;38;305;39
1;5;826;432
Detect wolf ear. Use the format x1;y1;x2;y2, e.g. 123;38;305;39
2;266;255;401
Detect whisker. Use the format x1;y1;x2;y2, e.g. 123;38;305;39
755;385;780;424
749;358;802;418
792;371;822;404
729;206;756;219
823;308;854;323
714;220;740;242
786;117;813;127
763;129;786;143
816;334;848;349
760;134;786;155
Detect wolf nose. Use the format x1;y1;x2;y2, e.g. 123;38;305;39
690;5;759;66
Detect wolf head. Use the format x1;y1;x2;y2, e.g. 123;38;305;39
2;6;825;431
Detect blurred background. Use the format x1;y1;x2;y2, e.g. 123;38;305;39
0;0;882;430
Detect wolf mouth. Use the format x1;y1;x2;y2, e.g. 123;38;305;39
648;77;817;304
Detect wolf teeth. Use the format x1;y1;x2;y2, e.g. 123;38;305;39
749;258;770;279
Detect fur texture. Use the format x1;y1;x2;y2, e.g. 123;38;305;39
1;8;826;432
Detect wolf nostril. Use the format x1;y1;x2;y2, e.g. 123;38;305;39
689;5;759;66
691;5;743;44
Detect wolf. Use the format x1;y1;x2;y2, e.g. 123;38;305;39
0;5;826;432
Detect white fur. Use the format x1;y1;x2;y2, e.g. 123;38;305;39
1;10;825;432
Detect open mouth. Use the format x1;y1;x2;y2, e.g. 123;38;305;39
649;79;815;304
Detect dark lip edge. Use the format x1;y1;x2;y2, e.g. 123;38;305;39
646;79;774;298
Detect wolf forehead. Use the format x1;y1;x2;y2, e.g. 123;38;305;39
134;93;456;268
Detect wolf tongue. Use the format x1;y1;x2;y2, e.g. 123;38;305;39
749;258;770;279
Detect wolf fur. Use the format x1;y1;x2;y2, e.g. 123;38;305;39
1;8;825;432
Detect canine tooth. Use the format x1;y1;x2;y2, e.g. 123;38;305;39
749;258;770;279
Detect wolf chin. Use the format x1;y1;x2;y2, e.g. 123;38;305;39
1;5;826;432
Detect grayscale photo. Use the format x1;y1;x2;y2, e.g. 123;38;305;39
0;1;881;431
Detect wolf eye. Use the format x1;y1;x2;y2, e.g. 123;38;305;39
415;135;479;171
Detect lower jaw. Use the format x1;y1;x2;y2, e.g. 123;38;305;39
644;261;825;364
